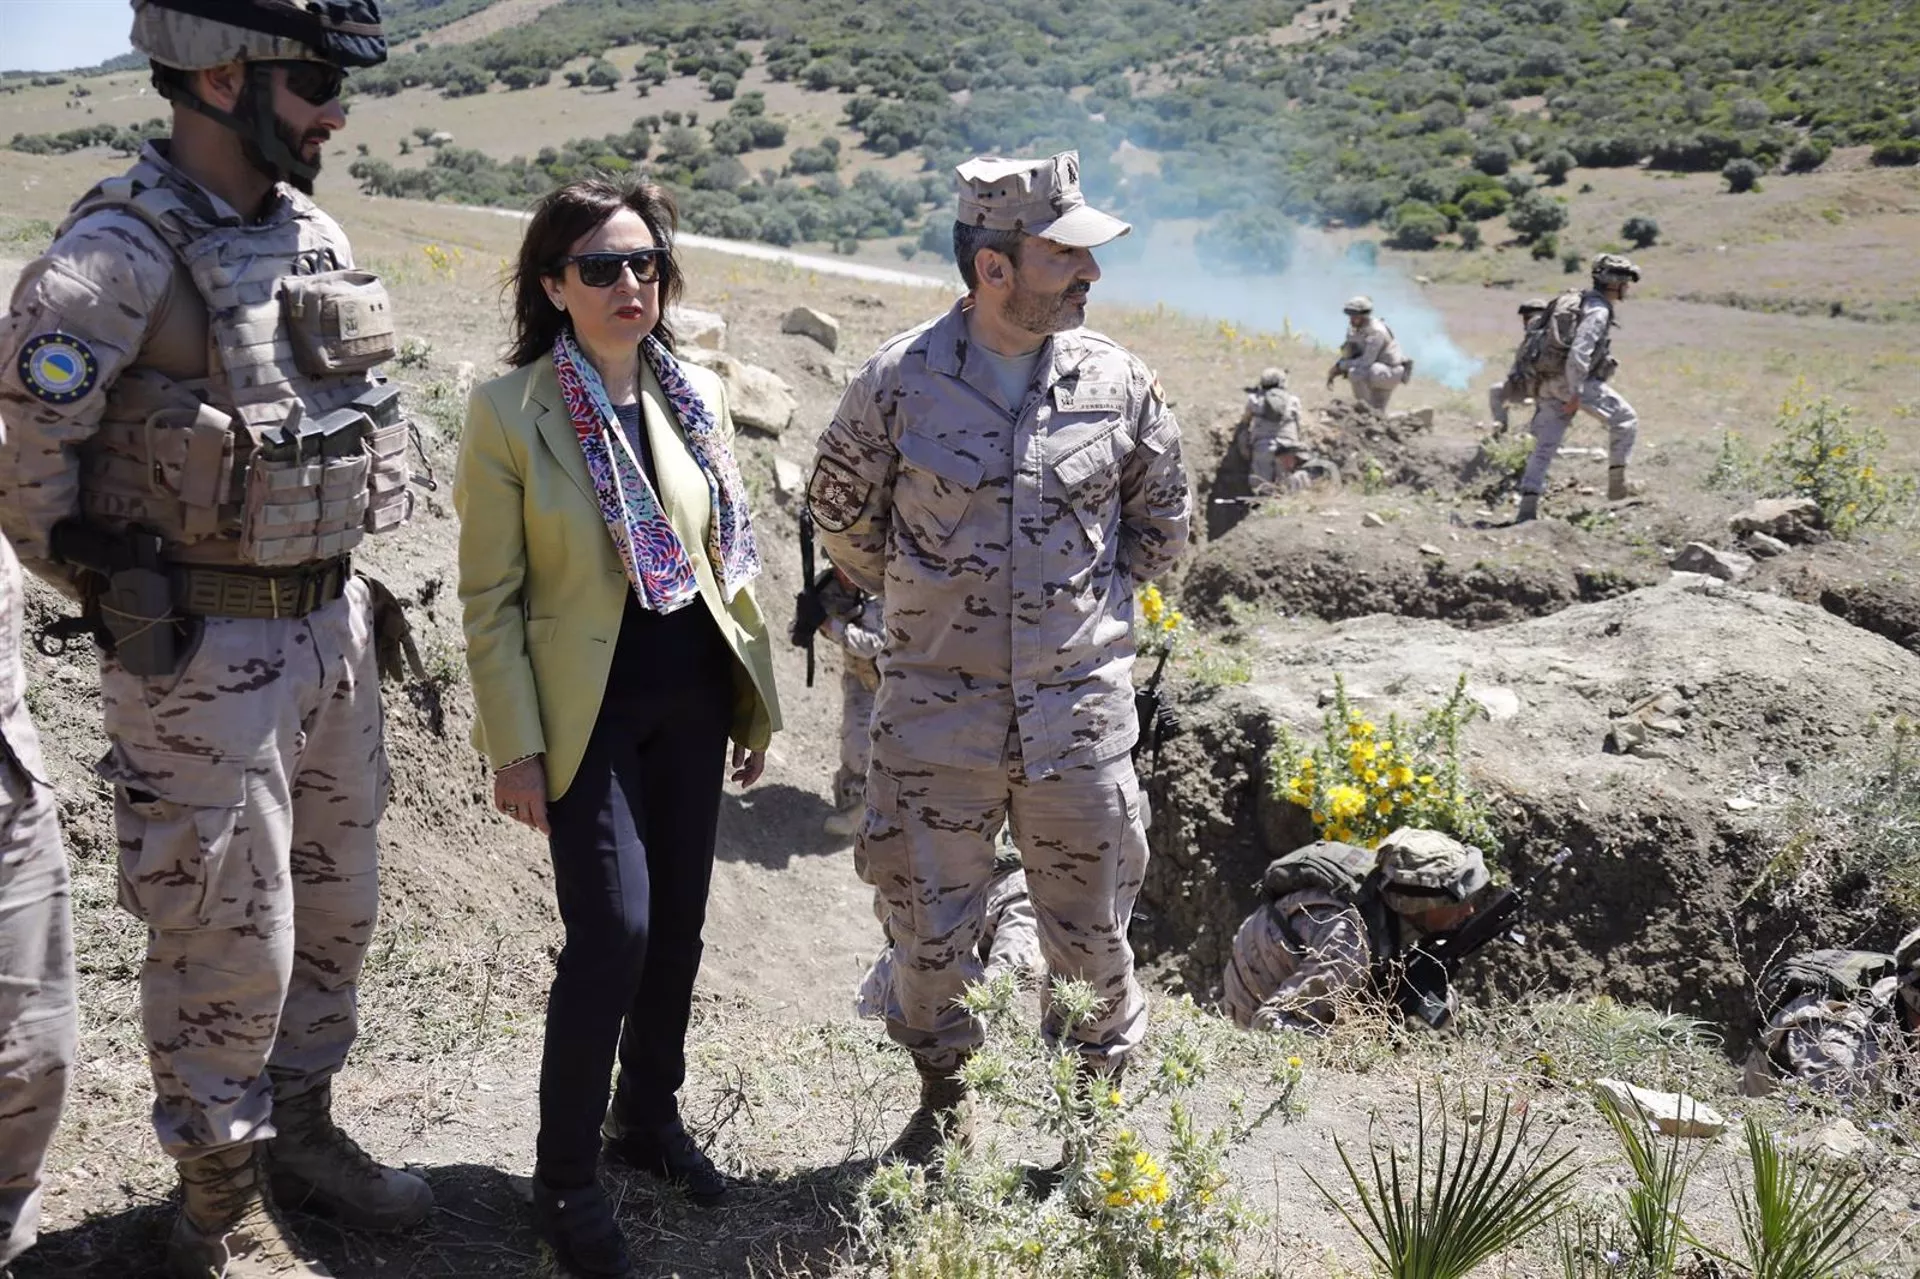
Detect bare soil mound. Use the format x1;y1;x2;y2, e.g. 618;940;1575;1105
1140;578;1920;1044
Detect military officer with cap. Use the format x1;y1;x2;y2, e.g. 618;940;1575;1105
807;150;1190;1166
0;2;428;1274
1326;297;1411;413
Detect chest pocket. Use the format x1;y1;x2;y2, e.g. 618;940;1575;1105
896;429;984;546
1048;413;1128;552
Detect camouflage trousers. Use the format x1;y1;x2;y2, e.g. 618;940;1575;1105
1348;363;1400;413
833;670;876;812
98;579;387;1159
0;759;74;1267
1520;378;1638;495
860;733;1149;1071
855;866;1043;1020
1741;993;1890;1097
1487;382;1533;431
1244;423;1305;494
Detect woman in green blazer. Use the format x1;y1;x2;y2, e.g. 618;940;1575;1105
455;178;779;1279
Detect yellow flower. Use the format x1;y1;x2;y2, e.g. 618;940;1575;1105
1376;799;1393;816
1299;754;1316;770
1108;1089;1123;1106
1418;774;1435;786
1363;768;1378;784
1106;1190;1128;1207
1149;1217;1165;1231
1287;1054;1303;1068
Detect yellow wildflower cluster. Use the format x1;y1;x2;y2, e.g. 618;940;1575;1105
1096;1131;1172;1214
1281;712;1442;847
421;243;464;279
1136;583;1186;655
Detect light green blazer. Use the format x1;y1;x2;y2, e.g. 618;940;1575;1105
454;355;781;800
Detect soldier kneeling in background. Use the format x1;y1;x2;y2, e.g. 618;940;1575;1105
1742;932;1920;1097
1223;829;1489;1034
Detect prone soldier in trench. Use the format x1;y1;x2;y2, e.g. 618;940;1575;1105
0;3;430;1275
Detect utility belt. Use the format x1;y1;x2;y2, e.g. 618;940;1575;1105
42;520;353;676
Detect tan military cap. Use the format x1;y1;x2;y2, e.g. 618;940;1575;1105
1378;828;1489;902
954;151;1130;248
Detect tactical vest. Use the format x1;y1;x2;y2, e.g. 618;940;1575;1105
1258;840;1408;1001
1757;949;1895;1017
1520;290;1614;386
62;157;409;567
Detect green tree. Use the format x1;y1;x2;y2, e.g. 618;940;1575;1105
1621;215;1660;248
585;59;620;90
1386;200;1448;250
1536;149;1575;185
1472;141;1514;176
1722;157;1762;192
709;72;738;101
1509;190;1569;243
1784;140;1831;173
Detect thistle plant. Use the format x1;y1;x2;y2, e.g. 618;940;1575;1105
1308;1083;1579;1279
858;979;1303;1278
1268;673;1495;849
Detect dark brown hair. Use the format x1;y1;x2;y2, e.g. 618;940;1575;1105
505;176;683;368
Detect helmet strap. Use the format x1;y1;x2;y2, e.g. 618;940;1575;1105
170;62;319;191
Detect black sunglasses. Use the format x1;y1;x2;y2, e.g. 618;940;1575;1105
261;60;347;107
558;249;669;288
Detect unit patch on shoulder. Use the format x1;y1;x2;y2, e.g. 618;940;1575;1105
17;333;99;405
1149;377;1166;405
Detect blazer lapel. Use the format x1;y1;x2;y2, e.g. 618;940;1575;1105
640;364;706;548
528;363;598;507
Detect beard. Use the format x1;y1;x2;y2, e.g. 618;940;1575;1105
1004;277;1090;337
235;74;326;193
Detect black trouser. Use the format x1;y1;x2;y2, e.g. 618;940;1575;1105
536;596;735;1187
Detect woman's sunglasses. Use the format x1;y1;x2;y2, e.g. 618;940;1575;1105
558;249;668;288
262;60;347;107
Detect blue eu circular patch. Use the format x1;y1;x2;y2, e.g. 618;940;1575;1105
17;332;99;405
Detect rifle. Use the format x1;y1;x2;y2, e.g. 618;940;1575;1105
1393;846;1574;1029
1131;645;1180;766
790;507;824;687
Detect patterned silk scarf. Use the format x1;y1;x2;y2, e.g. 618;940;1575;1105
551;330;761;613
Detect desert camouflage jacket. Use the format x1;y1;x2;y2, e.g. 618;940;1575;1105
1336;317;1406;372
807;301;1190;777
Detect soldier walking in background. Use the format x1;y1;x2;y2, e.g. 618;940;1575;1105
1487;297;1550;431
1516;255;1642;522
0;3;429;1274
808;149;1190;1166
0;504;76;1276
1327;296;1412;412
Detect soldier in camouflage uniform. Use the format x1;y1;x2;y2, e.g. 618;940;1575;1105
816;568;886;838
0;3;430;1275
1487;298;1549;431
1741;933;1920;1097
1224;830;1488;1033
1517;255;1642;522
0;520;76;1274
808;150;1190;1165
1233;368;1319;495
1326;297;1411;413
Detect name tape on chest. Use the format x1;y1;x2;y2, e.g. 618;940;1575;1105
1052;379;1127;414
17;332;100;405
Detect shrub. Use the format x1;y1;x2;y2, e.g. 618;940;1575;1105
1759;387;1918;536
1561;249;1582;273
1458;222;1482;249
1269;674;1495;850
1870;139;1920;166
1195;206;1296;273
1621;215;1660;248
788;144;837;174
1530;232;1559;260
708;71;737;101
583;58;619;90
1472;141;1515;175
1719;1119;1875;1279
1457;187;1512;221
1723;157;1763;192
1509;189;1569;242
1784;139;1831;173
1757;717;1920;914
1536;148;1576;184
1386;200;1449;250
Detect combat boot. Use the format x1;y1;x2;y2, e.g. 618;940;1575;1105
268;1081;434;1230
168;1144;333;1279
1607;466;1638;501
882;1054;973;1167
1514;493;1540;524
1025;1056;1127;1199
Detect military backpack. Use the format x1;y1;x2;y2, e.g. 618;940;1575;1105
1757;948;1895;1016
1513;289;1587;386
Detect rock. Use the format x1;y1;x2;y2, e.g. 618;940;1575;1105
771;456;806;502
1593;1079;1726;1138
1796;1118;1871;1163
1671;542;1753;582
668;306;727;351
1730;497;1823;545
1468;686;1521;722
1417;543;1444;557
1725;796;1760;811
1745;531;1790;559
685;352;796;434
427;130;455;146
1361;512;1387;528
781;305;841;352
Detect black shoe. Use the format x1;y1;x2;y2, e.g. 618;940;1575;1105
603;1119;729;1207
531;1176;634;1278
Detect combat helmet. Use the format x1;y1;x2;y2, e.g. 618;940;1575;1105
1590;253;1642;286
1255;367;1287;390
1376;828;1488;912
132;0;388;187
1342;295;1374;316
